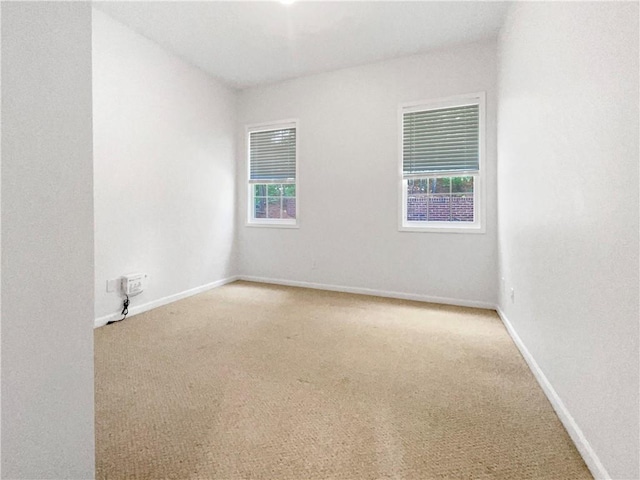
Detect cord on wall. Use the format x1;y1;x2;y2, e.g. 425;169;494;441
106;294;130;326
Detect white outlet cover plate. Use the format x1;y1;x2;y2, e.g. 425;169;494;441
106;279;118;292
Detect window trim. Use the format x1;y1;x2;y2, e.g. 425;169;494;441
398;92;486;234
246;119;300;228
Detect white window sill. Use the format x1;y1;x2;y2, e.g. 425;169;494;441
246;221;299;229
399;223;485;234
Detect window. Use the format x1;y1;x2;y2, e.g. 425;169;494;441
400;94;484;232
247;121;298;226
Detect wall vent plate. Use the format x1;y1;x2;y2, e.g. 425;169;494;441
121;273;147;296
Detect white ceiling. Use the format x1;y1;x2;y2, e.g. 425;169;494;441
94;1;509;89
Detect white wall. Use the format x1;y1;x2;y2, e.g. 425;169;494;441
93;9;237;323
497;3;639;479
1;2;95;478
237;40;497;306
0;3;3;473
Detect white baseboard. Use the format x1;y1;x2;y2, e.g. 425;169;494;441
238;275;495;310
495;307;610;480
94;276;239;328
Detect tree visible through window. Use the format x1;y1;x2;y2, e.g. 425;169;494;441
247;122;297;226
253;184;296;220
401;95;483;231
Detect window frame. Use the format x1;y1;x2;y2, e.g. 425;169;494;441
398;92;486;234
246;119;299;228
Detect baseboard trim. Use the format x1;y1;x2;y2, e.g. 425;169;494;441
238;275;495;310
495;307;610;480
94;276;239;328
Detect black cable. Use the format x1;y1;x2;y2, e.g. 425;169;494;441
107;294;130;326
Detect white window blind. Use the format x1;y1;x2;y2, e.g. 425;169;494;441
403;103;479;176
249;127;296;182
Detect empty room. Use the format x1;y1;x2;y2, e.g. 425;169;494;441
1;1;638;479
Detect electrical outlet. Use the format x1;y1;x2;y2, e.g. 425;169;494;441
106;278;118;293
510;287;515;302
311;260;317;270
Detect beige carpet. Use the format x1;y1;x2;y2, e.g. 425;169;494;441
95;281;591;479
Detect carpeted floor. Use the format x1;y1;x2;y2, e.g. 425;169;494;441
95;281;591;479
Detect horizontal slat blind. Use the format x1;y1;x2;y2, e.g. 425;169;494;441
403;103;479;176
249;127;296;181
